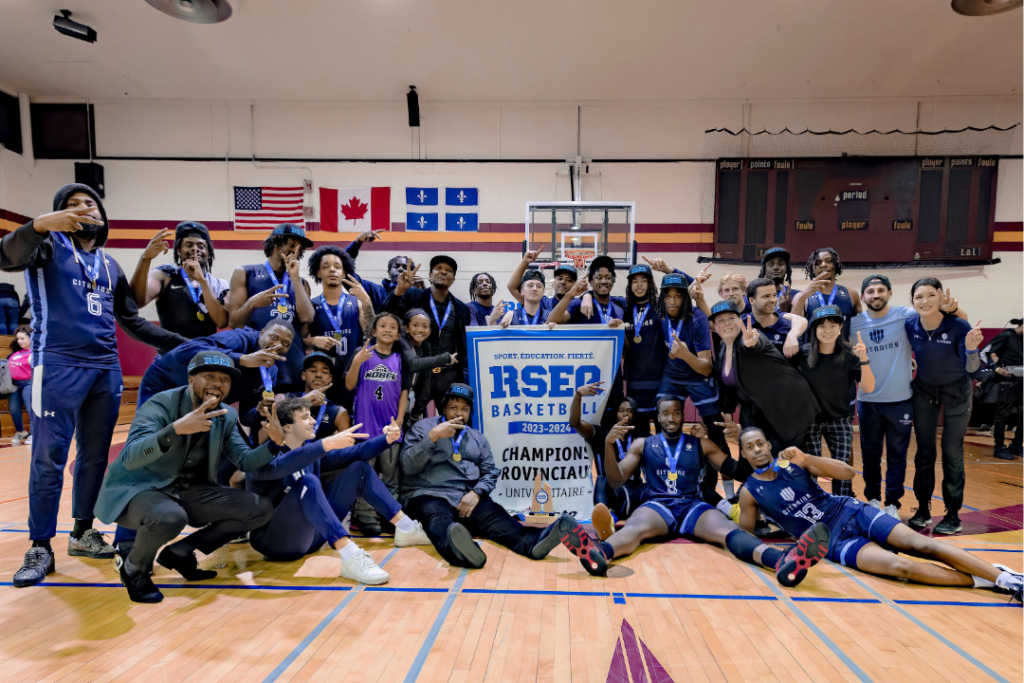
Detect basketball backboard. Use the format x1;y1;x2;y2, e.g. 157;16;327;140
524;201;636;270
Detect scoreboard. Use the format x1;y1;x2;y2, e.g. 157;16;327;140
712;157;999;265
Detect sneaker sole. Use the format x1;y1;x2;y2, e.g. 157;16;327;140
591;504;615;541
907;518;931;530
340;569;390;585
558;523;607;576
447;524;487;568
933;524;962;535
68;548;116;559
777;523;830;588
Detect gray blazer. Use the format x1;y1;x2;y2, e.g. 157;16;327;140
94;386;278;523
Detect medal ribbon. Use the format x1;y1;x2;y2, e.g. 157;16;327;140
753;459;782;475
263;260;295;307
179;267;206;312
659;434;684;478
663;316;684;348
813;285;838;309
614;435;633;460
595;299;611;324
321;293;348;331
259;366;274;394
524;305;542;326
306;401;329;445
429;296;452;332
633;304;649;336
451;428;467;460
54;232;109;289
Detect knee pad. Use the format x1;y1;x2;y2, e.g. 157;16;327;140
725;528;760;564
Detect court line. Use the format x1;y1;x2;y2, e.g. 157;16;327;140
750;568;875;683
402;568;468;683
260;547;399;683
831;564;1013;683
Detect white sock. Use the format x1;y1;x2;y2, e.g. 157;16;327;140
722;480;735;498
973;575;996;589
716;499;734;516
395;516;417;533
338;542;360;561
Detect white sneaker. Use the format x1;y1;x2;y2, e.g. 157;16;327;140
868;499;882;511
883;504;900;520
11;431;26;446
394;520;431;547
24;435;31;446
340;548;389;585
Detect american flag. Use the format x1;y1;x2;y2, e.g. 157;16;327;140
233;186;305;230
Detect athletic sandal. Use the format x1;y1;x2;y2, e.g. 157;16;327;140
529;514;575;559
591;504;616;541
776;523;830;588
558;521;608;576
447;522;486;568
156;548;219;581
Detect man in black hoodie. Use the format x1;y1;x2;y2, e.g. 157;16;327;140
1;184;188;588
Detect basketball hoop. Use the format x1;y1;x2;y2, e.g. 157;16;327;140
564;250;595;280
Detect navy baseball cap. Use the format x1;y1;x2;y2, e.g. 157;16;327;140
444;383;474;405
761;247;791;263
861;273;892;293
430;254;459;276
811;305;845;324
187;350;241;381
271;223;314;248
660;273;688;290
303;350;335;371
708;300;743;322
175;221;211;242
552;262;578;278
627;264;652;280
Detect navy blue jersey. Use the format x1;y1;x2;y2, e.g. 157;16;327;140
566;294;624;325
309;293;363;367
243;263;306;386
624;302;665;405
804;285;855;340
285;392;342;441
642;432;703;500
468;301;494;326
743;312;793;354
663;310;713;384
745;463;858;540
510;304;548;326
905;314;974;386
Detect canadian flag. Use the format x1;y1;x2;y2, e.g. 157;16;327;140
319;187;391;232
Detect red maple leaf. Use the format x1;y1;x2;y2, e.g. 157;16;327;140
341;196;369;223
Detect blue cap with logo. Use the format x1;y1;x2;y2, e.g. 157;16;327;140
708;300;742;321
271;223;314;248
811;305;845;324
303;350;335;371
444;383;474;405
628;264;652;279
660;273;687;290
187;350;241;381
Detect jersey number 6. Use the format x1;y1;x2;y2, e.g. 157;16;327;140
87;292;102;316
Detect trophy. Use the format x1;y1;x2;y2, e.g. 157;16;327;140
528;472;556;523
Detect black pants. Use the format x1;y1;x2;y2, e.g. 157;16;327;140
912;378;971;515
116;485;273;573
994;381;1023;449
405;495;543;568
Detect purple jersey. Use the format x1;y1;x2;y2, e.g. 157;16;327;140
353;349;407;438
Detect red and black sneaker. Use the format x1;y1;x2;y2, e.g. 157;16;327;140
559;521;608;576
775;522;830;588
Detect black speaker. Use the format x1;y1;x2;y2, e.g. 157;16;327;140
406;86;420;127
75;162;105;198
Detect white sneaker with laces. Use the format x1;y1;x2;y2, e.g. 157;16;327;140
868;499;882;511
394;520;431;547
883;504;900;520
11;431;25;446
340;549;389;585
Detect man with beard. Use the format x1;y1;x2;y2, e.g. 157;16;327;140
343;230;424;310
850;274;967;523
94;351;281;603
575;396;830;589
129;221;230;338
467;272;499;326
742;277;807;357
792;247;861;339
506;244;578;316
384;255;471;406
227;223;315;396
758;247;800;314
2;184;188;588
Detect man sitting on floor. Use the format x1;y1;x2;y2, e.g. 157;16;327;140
94;351;281;604
736;427;1023;603
399;383;592;568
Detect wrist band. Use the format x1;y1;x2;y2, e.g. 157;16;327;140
966;349;979;355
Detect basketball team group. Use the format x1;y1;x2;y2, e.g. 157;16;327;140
3;182;1021;606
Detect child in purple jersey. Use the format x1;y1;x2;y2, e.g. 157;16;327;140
346;312;412;501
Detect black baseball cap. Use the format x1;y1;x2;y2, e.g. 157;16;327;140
708;300;743;322
187;350;241;382
627;264;653;280
810;305;844;325
175;221;211;242
553;262;578;279
303;351;335;371
660;273;687;290
430;254;459;276
861;273;892;293
443;383;474;405
271;223;315;248
761;247;791;263
588;255;616;278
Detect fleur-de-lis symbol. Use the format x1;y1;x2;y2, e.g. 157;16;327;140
456;217;467;229
417;216;427;229
457;190;467;203
416;190;427;203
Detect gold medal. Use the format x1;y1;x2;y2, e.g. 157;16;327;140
453;452;462;462
333;331;343;341
262;390;275;401
277;304;288;314
432;367;442;374
777;459;790;469
633;335;642;343
197;311;205;321
668;472;678;481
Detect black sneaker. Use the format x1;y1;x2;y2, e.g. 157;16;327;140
776;523;830;588
907;505;932;530
156;548;219;581
117;557;163;603
1011;444;1023;457
994;447;1015;460
933;514;962;535
530;514;575;560
446;522;487;569
12;546;55;587
558;520;608;576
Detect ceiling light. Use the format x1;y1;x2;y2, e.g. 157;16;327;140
53;10;97;43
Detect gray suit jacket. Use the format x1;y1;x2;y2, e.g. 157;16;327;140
94;386;279;523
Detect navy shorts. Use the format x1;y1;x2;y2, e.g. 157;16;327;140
657;375;720;416
828;502;901;570
640;496;716;536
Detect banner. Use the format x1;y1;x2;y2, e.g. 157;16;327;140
467;326;624;518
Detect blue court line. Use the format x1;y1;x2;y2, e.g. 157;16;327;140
260;547;399;683
364;586;448;594
462;588;611;597
612;592;626;604
853;468;980;512
402;568;468;683
750;568;874;683
831;564;1013;683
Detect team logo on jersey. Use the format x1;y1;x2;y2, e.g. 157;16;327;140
941;333;947;340
774;334;780;341
869;328;885;344
363;363;398;381
780;487;795;502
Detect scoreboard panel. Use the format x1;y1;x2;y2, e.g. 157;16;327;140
712;157;998;265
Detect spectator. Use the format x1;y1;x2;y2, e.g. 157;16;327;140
8;325;33;445
0;283;20;334
986;318;1023;460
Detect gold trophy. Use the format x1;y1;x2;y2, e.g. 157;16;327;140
528;472;556;523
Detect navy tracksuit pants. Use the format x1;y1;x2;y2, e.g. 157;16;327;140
28;365;122;540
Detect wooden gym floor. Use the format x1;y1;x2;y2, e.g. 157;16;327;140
0;426;1019;683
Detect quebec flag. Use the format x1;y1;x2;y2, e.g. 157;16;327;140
445;187;479;232
406;186;439;231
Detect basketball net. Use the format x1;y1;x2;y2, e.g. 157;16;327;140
564;250;595;280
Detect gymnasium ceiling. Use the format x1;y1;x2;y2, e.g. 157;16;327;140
0;0;1021;103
